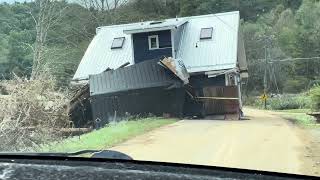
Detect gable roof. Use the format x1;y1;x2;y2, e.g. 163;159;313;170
73;11;242;81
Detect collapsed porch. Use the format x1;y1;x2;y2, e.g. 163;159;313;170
69;57;244;128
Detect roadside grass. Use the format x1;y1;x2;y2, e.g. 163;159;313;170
275;109;311;113
244;93;311;110
280;112;319;128
38;118;176;153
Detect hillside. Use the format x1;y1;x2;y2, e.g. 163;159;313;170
0;0;319;92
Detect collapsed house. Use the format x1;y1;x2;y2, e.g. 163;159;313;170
70;11;248;127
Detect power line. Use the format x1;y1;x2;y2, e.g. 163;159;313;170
250;56;320;64
269;56;320;63
212;14;236;32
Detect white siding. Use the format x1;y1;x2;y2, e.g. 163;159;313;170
73;26;134;80
176;11;240;73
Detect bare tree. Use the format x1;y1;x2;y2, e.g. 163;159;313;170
79;0;129;25
81;0;127;11
29;0;68;79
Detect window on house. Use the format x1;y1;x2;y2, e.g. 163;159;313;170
200;27;213;40
111;37;125;49
148;35;159;50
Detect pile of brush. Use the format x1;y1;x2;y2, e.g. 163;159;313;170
0;73;71;151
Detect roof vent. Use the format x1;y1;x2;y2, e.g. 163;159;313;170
150;21;163;25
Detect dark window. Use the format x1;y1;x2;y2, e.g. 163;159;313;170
111;37;125;49
200;27;213;40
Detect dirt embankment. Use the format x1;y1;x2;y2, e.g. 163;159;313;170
269;110;320;176
296;128;320;176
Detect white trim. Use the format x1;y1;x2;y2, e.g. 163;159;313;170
123;19;189;34
125;26;174;34
156;47;171;50
130;34;135;64
171;29;175;58
148;35;159;50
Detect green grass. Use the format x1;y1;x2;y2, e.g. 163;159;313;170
38;118;176;153
244;93;312;110
275;108;311;113
281;113;318;128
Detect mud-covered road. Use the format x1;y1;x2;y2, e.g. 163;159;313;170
110;108;318;175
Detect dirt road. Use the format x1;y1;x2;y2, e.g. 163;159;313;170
110;108;316;175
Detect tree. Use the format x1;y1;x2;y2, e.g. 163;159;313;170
29;0;68;79
79;0;129;25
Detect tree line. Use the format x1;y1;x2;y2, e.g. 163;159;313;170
0;0;319;93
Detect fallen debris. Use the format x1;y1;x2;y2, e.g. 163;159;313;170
0;74;71;151
159;57;190;84
68;84;93;128
307;112;320;123
89;59;185;127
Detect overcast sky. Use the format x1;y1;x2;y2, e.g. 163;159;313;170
0;0;33;3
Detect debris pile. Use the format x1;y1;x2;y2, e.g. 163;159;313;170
0;74;71;151
68;84;93;128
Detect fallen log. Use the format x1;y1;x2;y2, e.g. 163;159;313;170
21;127;92;136
307;112;320;123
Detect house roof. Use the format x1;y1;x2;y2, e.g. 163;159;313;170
73;11;243;81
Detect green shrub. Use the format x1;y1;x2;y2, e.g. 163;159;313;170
309;85;320;111
248;93;311;110
268;94;311;110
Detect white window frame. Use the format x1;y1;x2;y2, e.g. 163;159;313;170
148;35;159;50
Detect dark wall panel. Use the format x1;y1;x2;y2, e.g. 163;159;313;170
133;30;172;63
189;74;225;89
91;87;185;127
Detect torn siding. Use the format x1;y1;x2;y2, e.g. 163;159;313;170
89;59;183;96
237;29;248;79
172;22;187;57
159;57;190;84
89;59;185;125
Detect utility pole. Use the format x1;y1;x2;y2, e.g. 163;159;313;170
263;43;268;109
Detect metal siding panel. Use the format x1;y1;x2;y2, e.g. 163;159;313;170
176;12;239;73
73;26;135;80
91;87;186;125
133;30;173;63
202;86;239;115
90;59;183;96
